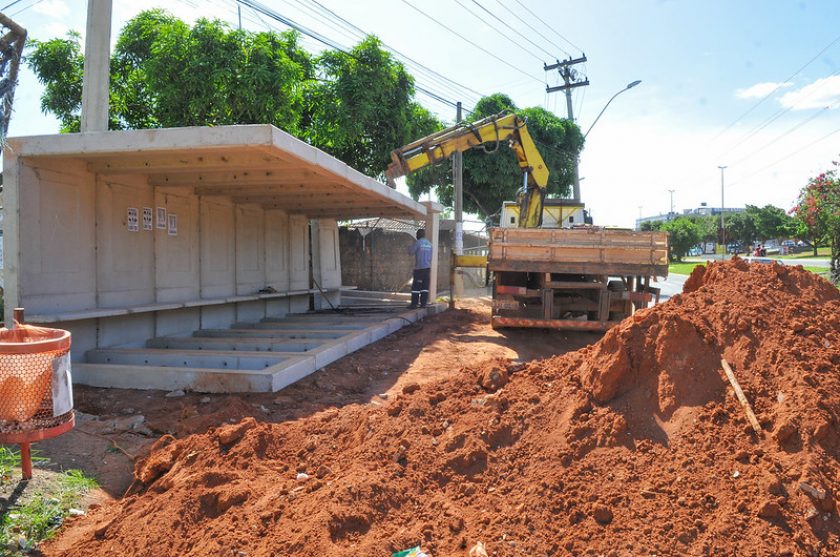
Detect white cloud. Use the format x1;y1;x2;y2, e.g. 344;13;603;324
31;0;70;19
735;81;792;99
779;75;840;110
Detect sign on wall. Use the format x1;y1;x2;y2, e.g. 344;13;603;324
143;207;153;231
168;213;178;236
127;207;139;232
156;207;167;229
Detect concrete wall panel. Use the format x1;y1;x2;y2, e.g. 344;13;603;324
265;298;289;318
156;188;200;302
96;176;155;307
289;215;309;291
99;314;154;349
201;304;237;330
19;160;96;313
235;204;265;295
265;209;289;291
62;319;98;363
156;307;201;338
236;300;265;323
200;197;235;298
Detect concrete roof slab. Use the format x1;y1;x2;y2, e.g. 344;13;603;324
8;124;426;219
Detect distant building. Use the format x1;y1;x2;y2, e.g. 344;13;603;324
635;202;745;230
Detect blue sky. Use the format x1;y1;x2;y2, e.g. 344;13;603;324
7;0;840;227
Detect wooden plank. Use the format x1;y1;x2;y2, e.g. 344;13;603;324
721;359;763;436
452;254;488;268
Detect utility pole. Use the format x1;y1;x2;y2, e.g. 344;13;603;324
545;55;589;203
453;101;464;257
718;166;727;259
668;189;675;219
80;0;112;132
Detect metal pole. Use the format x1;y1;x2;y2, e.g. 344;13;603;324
668;189;675;219
719;166;727;259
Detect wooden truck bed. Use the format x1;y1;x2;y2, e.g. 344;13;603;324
488;228;669;331
488;227;669;277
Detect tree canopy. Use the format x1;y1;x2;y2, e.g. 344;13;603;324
792;164;840;282
26;10;439;179
406;93;584;220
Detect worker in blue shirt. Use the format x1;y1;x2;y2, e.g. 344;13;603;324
408;228;433;308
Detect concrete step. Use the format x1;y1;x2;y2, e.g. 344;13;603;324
232;321;368;331
147;336;324;352
195;328;346;340
86;348;287;370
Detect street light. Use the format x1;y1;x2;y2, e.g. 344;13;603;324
583;80;642;139
719;165;727;259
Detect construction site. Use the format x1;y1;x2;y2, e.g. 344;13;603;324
1;1;839;556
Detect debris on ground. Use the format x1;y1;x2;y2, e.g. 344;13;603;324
40;260;839;556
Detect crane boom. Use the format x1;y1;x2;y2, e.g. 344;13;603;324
385;111;549;228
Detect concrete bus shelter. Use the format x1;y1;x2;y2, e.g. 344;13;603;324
3;124;441;392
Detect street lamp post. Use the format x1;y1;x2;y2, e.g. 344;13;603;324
718;165;727;259
668;189;675;220
583;80;642;139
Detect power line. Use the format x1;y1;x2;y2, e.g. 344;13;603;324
454;0;545;64
301;0;486;101
730;104;833;166
398;0;545;85
490;0;571;59
469;0;557;60
717;68;840;158
9;0;44;17
712;31;840;142
0;0;25;11
728;125;840;188
511;0;583;54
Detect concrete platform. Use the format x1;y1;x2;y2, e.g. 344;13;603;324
73;304;444;393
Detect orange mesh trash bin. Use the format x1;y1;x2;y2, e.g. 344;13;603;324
0;308;74;479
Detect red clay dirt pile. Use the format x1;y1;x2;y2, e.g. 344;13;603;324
43;259;840;556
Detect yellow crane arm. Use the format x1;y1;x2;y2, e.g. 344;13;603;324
385;111;549;228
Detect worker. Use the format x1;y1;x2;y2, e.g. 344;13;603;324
408;228;433;308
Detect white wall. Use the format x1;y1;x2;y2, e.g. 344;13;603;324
9;157;343;357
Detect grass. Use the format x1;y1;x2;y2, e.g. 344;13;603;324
0;446;98;555
776;246;830;259
668;262;704;275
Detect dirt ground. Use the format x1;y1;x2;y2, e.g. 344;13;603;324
16;261;840;556
28;299;599;502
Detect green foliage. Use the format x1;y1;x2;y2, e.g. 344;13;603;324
305;36;439;177
662;217;701;262
25;32;84;132
725;211;757;247
27;11;440;179
792;164;840;282
408;93;584;220
745;204;793;241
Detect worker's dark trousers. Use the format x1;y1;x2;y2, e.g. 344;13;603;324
410;268;431;308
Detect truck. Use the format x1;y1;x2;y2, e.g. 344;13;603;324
386;111;668;331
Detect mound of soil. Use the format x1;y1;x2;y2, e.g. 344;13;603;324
42;260;840;556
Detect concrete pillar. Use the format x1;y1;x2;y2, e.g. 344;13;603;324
422;201;442;303
80;0;112;132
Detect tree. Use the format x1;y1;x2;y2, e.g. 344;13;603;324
407;93;584;220
662;217;701;262
745;204;793;242
726;211;758;248
792;166;840;282
27;10;439;179
304;36;439;178
25;31;84;132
